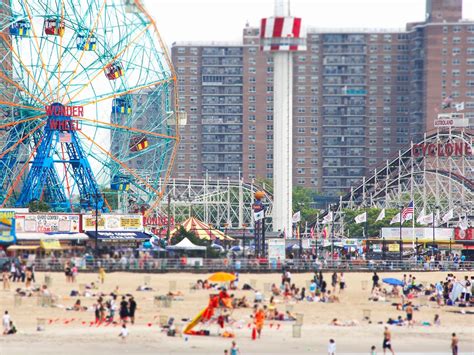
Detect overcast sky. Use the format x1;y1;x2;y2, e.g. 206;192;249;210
144;0;474;45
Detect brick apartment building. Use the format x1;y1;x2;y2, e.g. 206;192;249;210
171;0;474;196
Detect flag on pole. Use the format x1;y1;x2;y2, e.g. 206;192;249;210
459;216;469;231
416;210;433;225
322;227;328;239
442;95;453;109
322;212;333;224
376;208;385;222
442;209;454;223
390;212;401;225
354;211;367;224
292;211;301;224
454;102;465;111
254;210;264;221
401;201;414;222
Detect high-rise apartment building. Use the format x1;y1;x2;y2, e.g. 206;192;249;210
171;0;474;196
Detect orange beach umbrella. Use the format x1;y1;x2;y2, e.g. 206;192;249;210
208;272;236;283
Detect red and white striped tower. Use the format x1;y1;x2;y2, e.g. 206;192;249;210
260;0;306;234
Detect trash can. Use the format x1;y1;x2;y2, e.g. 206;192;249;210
292;324;302;338
14;294;22;307
44;275;52;287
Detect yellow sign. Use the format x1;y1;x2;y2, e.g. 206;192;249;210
82;214;143;231
388;244;400;252
40;239;62;250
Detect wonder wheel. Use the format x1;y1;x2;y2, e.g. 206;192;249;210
0;0;178;213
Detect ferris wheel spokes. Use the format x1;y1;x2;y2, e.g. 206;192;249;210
63;23;152;106
78;129;162;196
0;32;51;104
21;0;55;98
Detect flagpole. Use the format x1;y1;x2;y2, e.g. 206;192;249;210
364;210;368;239
410;141;415;255
316;214;320;260
399;204;403;262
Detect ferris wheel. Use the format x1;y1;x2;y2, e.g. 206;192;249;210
0;0;179;214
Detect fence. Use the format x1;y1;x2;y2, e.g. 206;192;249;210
27;257;473;273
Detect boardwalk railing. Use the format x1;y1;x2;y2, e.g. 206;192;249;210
23;258;473;273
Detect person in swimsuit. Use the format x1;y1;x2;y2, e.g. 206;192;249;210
405;302;414;327
383;327;395;355
451;333;458;355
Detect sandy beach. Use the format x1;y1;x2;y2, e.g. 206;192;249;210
1;271;473;354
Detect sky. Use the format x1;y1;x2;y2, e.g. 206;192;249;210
145;0;474;46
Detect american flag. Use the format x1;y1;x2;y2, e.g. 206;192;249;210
59;132;71;143
401;201;414;222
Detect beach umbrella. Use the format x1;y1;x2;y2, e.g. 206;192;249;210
208;272;236;283
382;278;404;286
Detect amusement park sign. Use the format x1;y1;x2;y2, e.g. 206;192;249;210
45;105;84;117
46;104;84;131
412;141;472;157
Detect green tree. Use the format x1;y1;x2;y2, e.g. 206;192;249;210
292;186;320;223
28;200;51;212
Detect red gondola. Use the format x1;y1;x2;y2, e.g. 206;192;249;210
44;18;65;36
105;62;124;80
129;135;149;152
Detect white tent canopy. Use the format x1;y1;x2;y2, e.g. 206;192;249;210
166;237;206;251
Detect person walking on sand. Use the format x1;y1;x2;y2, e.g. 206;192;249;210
2;267;10;291
25;267;33;289
339;273;345;294
328;339;336;355
230;340;240;355
98;267;106;284
382;327;395;355
451;333;458;355
372;272;380;290
128;296;137;325
331;272;338;293
370;345;377;355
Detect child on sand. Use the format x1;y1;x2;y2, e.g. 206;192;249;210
328;339;336;355
119;324;128;341
230;340;240;355
254;307;265;338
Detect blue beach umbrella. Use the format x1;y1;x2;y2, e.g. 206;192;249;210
382;278;404;286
